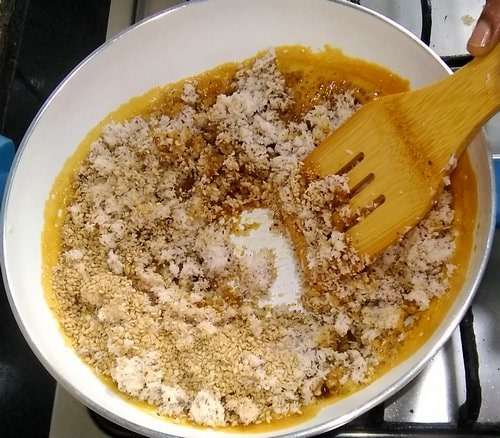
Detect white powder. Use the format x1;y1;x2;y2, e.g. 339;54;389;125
231;209;302;309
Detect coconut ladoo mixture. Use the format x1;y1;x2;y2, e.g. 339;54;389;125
49;48;459;427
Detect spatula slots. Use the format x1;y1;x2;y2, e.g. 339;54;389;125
304;44;500;259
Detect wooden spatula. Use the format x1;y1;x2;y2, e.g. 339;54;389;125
304;44;500;260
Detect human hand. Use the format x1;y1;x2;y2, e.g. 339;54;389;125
467;0;500;56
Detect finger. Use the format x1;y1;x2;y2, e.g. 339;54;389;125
467;0;500;56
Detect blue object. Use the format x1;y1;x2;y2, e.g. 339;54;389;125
0;135;15;200
495;158;500;227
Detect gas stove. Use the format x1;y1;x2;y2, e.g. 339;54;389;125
39;1;500;436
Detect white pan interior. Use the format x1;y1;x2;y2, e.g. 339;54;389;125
1;0;494;437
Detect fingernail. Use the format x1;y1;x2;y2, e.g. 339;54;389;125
469;19;492;48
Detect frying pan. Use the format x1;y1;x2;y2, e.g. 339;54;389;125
1;0;496;437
